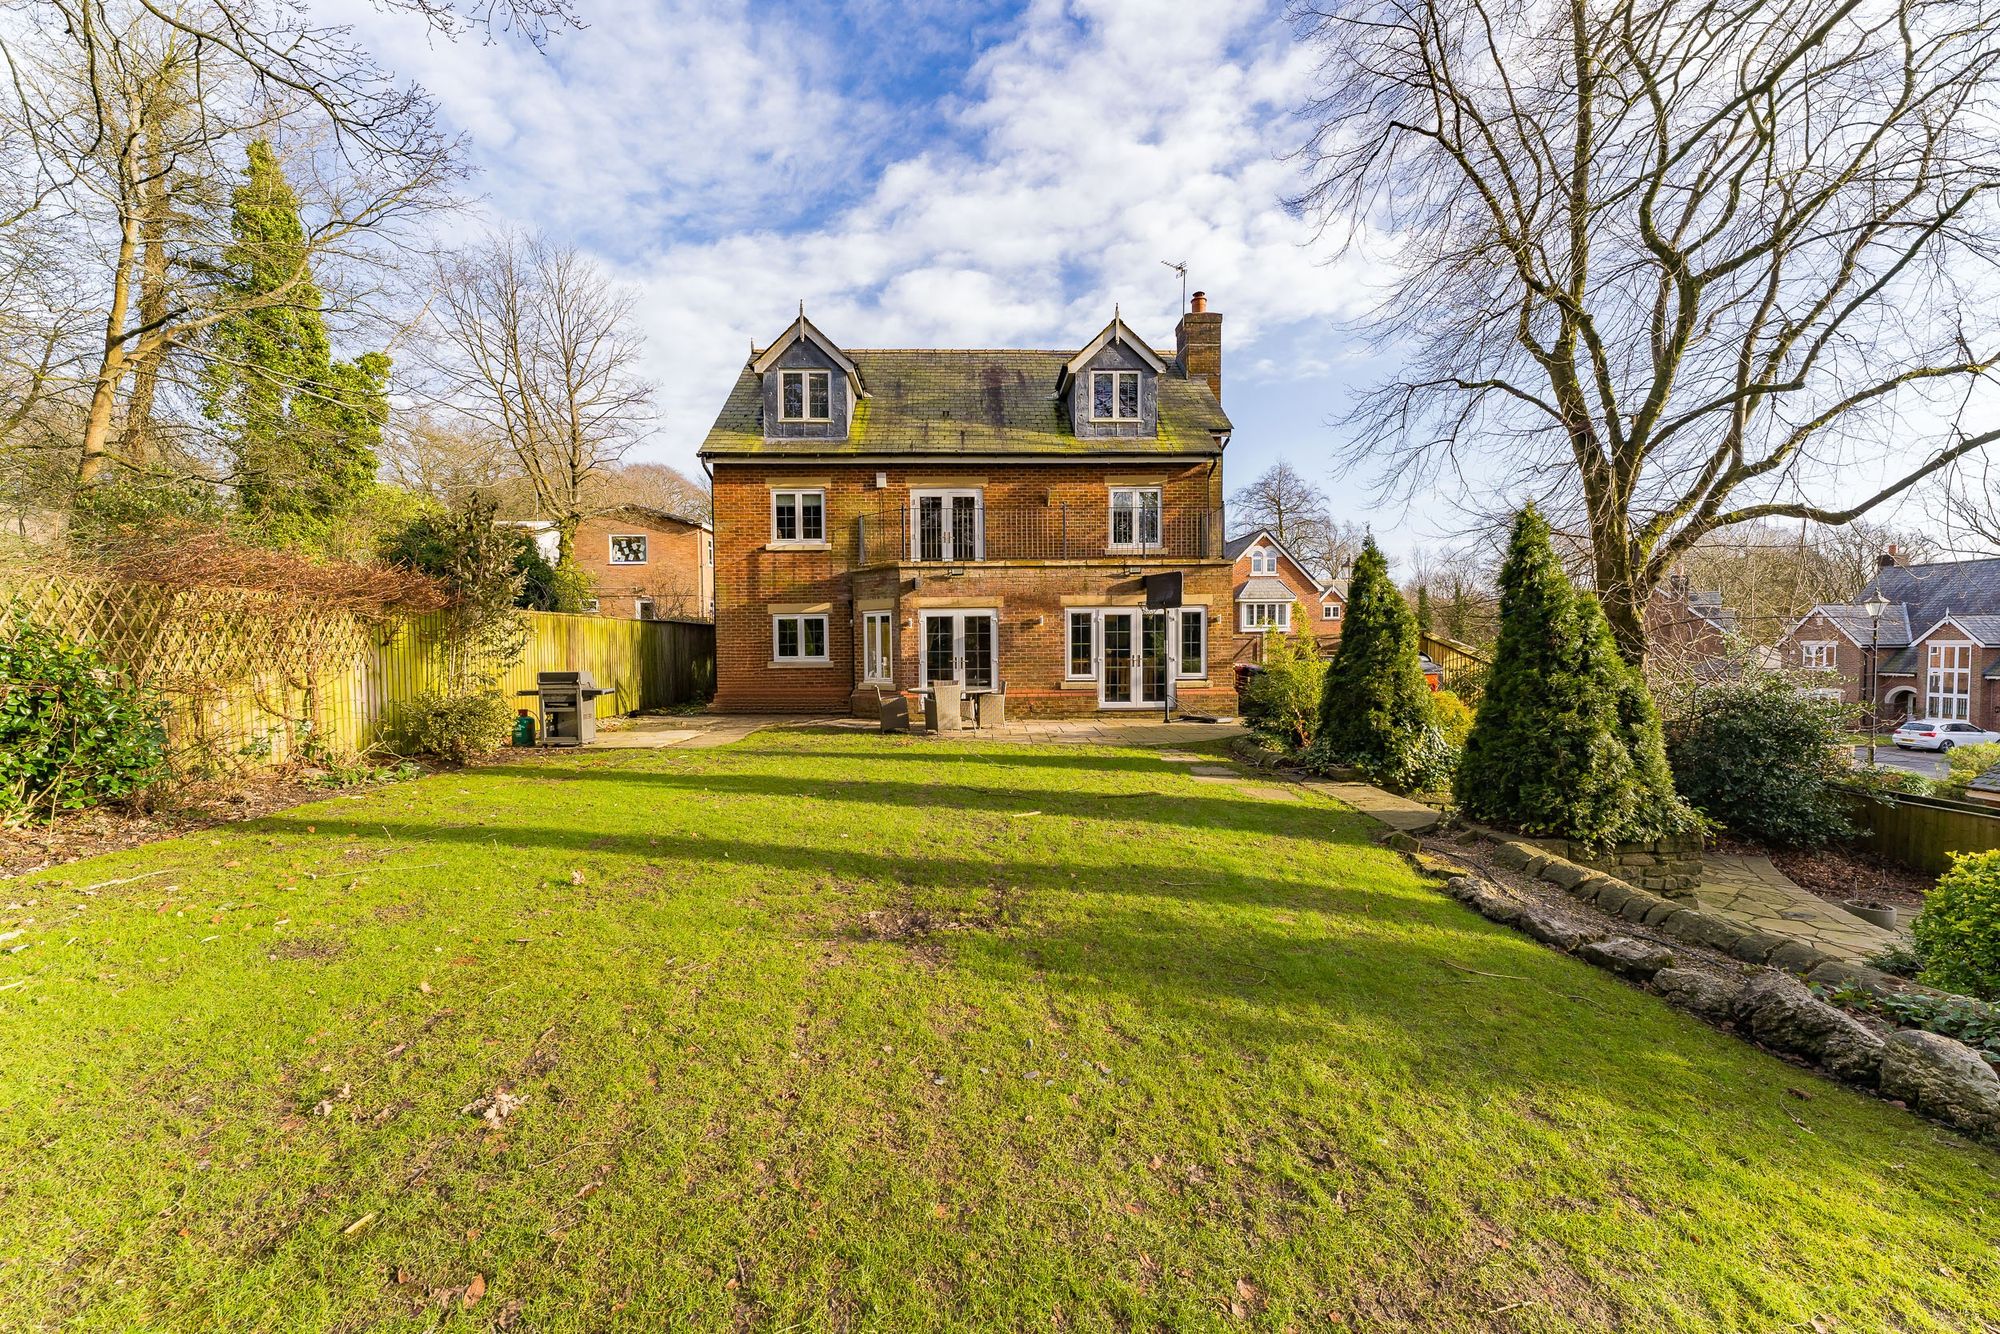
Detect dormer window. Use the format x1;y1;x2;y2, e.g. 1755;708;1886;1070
780;370;831;422
1090;370;1141;422
1250;547;1276;574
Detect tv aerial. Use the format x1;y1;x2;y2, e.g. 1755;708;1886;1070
1162;259;1188;313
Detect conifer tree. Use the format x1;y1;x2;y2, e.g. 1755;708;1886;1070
203;140;387;527
1457;507;1692;843
1314;537;1438;786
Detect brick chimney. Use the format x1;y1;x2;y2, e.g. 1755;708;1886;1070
1879;543;1901;569
1175;291;1222;403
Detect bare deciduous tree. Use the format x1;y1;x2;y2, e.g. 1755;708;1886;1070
1291;0;2000;665
0;0;460;487
417;233;653;564
1228;460;1365;581
590;461;712;524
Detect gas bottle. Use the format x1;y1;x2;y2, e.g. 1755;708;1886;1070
512;710;536;747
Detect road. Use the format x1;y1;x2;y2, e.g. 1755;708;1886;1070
1851;743;1948;779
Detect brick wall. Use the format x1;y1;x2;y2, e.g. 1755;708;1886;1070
571;510;713;621
710;459;1232;715
1779;612;2000;724
1229;537;1342;665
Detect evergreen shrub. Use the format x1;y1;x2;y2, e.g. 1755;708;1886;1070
0;606;166;821
1310;539;1444;790
1455;507;1693;844
1664;675;1852;846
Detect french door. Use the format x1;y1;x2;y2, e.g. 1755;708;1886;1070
1098;609;1172;708
920;611;997;690
913;490;982;561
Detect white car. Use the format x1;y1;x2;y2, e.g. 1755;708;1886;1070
1892;719;2000;751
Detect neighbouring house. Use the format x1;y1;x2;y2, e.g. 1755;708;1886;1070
1779;546;2000;724
1644;572;1740;676
1224;528;1343;664
511;506;715;621
696;296;1237;716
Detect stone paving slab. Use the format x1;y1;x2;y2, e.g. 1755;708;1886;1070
1189;765;1238;777
1693;852;1906;964
1298;781;1442;833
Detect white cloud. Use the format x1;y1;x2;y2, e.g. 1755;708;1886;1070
327;0;1373;475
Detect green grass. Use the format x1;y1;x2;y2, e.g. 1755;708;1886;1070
4;731;1997;1331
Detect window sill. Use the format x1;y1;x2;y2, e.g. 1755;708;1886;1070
768;658;833;668
778;416;833;425
766;541;831;552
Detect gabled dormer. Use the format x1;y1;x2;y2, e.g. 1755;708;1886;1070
752;310;864;442
1056;311;1168;440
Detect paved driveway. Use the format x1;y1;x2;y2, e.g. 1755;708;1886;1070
1852;744;1948;779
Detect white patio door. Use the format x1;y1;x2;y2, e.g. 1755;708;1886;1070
1097;609;1173;708
920;611;997;690
913;490;983;561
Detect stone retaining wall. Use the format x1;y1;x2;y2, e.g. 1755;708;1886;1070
1534;833;1704;897
1456;837;2000;1143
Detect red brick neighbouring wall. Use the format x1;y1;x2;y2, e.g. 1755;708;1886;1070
570;511;712;621
710;459;1231;715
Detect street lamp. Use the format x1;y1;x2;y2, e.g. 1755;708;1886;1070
1863;593;1889;767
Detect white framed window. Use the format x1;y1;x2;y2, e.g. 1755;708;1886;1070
1799;640;1836;671
1108;486;1162;549
1067;610;1095;680
911;488;983;561
862;610;893;684
773;613;830;663
1248;547;1276;574
779;369;831;422
1178;610;1205;679
1241;601;1290;632
1090;370;1142;422
1322;603;1341;621
608;534;647;565
583;597;601;614
771;489;826;544
1927;641;1972;720
633;597;654;620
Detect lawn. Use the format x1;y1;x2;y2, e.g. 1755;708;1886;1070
3;731;1997;1332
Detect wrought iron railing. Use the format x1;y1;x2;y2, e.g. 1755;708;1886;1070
855;505;1222;566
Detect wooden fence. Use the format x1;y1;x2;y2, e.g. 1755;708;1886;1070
1419;631;1490;693
5;572;714;769
1838;785;2000;875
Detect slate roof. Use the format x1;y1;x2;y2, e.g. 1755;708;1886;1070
1931;612;2000;644
1812;601;1913;647
698;348;1231;458
1235;576;1297;603
1852;557;2000;641
1968;762;2000;795
1881;646;1919;675
1223;531;1260;561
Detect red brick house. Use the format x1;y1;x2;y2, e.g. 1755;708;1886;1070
514;506;714;621
697;298;1236;716
1778;550;2000;724
1644;574;1738;676
1223;528;1343;664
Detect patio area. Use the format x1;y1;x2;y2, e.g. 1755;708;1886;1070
588;712;1250;750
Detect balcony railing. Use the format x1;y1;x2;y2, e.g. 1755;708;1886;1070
855;504;1222;566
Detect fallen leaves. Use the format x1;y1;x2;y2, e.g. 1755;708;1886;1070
461;1087;524;1127
463;1273;485;1308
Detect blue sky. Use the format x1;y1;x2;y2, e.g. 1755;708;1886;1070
322;0;1451;553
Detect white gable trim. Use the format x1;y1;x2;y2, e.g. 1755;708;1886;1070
750;313;864;394
1234;527;1335;596
1910;614;1996;648
1061;314;1169;381
1780;607;1865;650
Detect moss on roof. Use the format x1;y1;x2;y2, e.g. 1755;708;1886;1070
697;348;1231;458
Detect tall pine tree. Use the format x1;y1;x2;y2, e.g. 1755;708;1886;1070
1456;507;1692;843
1314;537;1438;787
203;140;386;528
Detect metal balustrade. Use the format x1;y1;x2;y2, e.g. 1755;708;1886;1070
855;504;1221;566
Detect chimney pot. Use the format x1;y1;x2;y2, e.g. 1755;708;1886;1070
1174;294;1223;403
1879;543;1901;569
